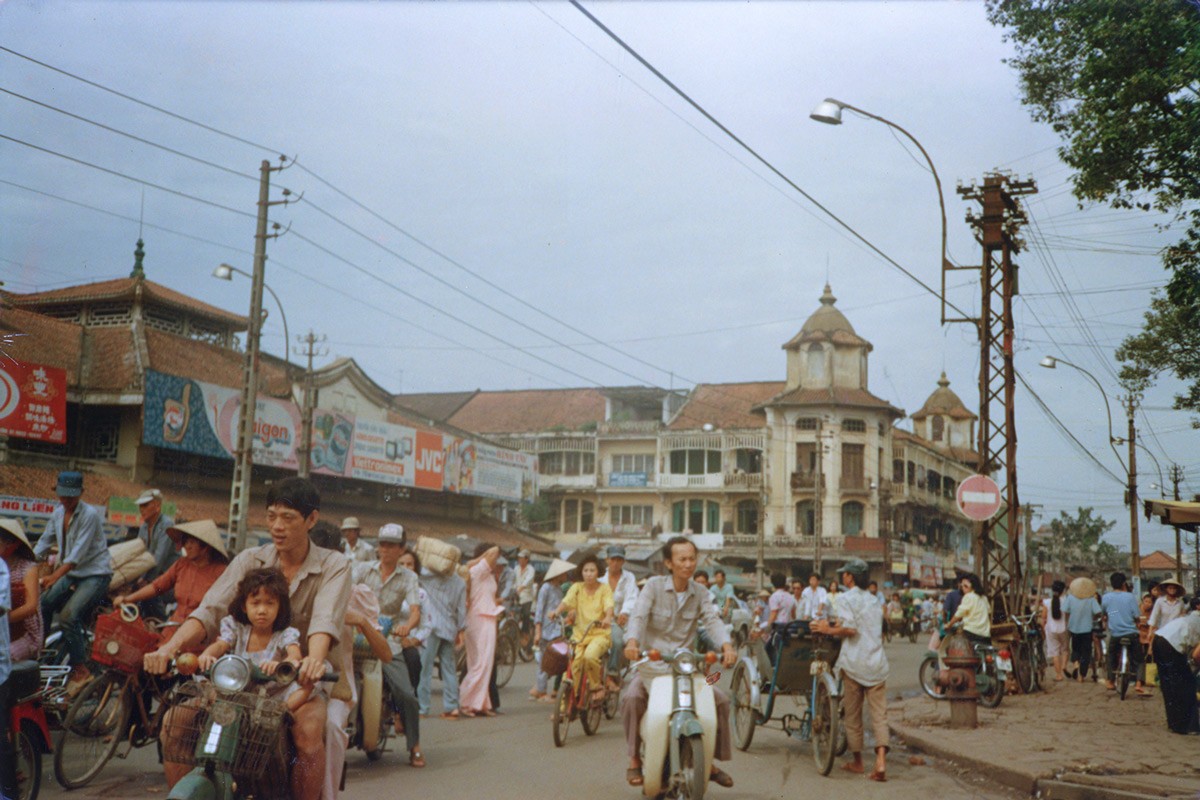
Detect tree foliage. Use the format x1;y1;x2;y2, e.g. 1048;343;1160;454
987;1;1200;405
1116;292;1200;420
1029;506;1121;571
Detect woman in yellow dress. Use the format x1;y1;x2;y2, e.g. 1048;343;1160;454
552;554;613;699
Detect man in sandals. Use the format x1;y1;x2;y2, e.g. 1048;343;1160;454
811;559;889;782
621;536;737;789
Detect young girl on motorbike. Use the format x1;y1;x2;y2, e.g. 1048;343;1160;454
198;568;313;711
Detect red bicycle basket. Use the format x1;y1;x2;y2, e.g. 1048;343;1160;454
91;611;159;673
541;640;570;677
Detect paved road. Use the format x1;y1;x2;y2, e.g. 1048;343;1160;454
40;640;1022;799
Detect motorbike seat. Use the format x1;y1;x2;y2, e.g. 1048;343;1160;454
10;660;41;699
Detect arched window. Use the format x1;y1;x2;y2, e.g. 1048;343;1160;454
806;343;826;383
931;415;945;442
795;501;815;536
841;501;864;536
736;500;759;534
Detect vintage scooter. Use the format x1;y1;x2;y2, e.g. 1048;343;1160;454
636;648;718;800
168;654;336;800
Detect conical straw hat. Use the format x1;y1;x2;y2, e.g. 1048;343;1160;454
167;520;229;562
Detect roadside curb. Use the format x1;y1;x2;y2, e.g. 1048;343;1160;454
889;720;1043;794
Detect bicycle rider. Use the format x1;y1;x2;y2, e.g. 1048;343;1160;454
1101;571;1149;695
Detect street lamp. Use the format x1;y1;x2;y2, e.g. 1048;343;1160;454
213;264;290;367
1039;354;1140;587
809;98;952;307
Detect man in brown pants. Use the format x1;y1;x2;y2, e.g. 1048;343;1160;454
811;558;890;781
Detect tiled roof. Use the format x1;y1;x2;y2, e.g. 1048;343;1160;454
781;285;872;350
1137;551;1176;568
80;327;141;393
0;304;83;381
668;381;784;430
757;386;904;417
9;278;247;328
893;428;981;468
394;391;479;423
913;373;976;420
447;388;607;434
384;408;446;437
145;329;291;397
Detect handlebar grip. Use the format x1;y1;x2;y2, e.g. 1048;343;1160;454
319;671;340;683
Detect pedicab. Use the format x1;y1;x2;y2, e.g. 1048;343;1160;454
729;620;847;775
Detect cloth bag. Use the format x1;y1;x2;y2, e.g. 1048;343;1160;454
107;538;158;590
1144;654;1158;687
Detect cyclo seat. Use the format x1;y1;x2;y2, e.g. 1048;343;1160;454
10;660;41;699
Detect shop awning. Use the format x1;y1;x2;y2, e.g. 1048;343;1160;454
1144;499;1200;531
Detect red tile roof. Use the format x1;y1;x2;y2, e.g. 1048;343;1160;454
756;386;904;417
893;428;981;468
9;278;246;328
1140;550;1180;570
0;304;84;382
447;388;607;434
394;391;479;423
80;327;141;393
913;373;976;420
145;329;291;397
668;381;784;430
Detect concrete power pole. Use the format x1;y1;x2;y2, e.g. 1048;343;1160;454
1125;396;1140;589
1170;463;1184;583
813;417;824;579
295;331;327;479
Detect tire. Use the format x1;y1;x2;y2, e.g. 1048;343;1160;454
677;733;706;800
552;681;572;748
978;662;1005;709
1116;645;1131;701
15;724;41;800
1031;636;1047;692
603;680;620;721
811;679;839;776
494;635;517;689
1012;641;1034;695
908;623;917;644
54;673;130;789
580;688;602;736
731;662;756;751
518;626;535;663
918;656;941;700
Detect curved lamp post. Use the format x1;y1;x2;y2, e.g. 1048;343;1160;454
809;98;951;285
213;264;290;367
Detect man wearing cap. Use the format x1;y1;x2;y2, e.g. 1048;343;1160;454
604;545;638;690
515;549;536;616
340;517;376;564
135;488;177;620
33;471;112;674
811;559;889;782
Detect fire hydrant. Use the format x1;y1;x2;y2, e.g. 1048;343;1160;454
937;630;981;729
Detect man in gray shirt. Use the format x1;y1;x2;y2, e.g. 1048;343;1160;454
134;488;176;619
622;537;737;789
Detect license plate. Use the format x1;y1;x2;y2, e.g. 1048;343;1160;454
996;657;1012;673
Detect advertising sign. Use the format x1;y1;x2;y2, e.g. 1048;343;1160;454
349;418;415;485
0;496;124;543
609;472;648;488
0;359;67;443
107;497;179;527
144;370;300;468
413;431;445;491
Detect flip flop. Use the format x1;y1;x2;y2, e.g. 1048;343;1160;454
869;770;887;782
626;768;643;786
409;750;426;768
438;711;460;720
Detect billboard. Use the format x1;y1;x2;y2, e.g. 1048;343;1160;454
0;359;67;443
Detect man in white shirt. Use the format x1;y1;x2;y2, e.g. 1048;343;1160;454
340;517;376;563
811;559;889;782
605;545;639;690
515;549;536;613
799;573;829;620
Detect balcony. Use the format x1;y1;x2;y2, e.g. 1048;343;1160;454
591;523;653;537
791;472;820;491
723;472;763;490
659;473;725;490
602;471;656;488
597;420;661;436
538;473;597;490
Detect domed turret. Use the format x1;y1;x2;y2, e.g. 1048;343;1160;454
782;284;871;391
912;373;976;447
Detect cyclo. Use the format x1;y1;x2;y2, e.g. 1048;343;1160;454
729;620;846;774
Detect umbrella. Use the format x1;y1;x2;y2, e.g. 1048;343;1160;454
1069;576;1097;600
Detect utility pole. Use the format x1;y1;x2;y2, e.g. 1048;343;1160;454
1170;463;1184;583
955;172;1037;619
1021;503;1043;592
813;418;824;579
1124;396;1140;589
228;158;293;553
295;331;328;479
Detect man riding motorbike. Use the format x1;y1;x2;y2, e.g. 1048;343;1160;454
621;536;736;789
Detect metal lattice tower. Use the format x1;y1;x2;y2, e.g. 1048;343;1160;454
951;171;1037;618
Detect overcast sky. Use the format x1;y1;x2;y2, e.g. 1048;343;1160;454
1;1;1194;554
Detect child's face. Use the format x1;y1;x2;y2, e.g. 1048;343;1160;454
246;587;281;631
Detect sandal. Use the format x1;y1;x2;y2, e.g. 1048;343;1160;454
439;711;460;720
409;750;426;768
626;768;643;786
841;762;865;774
709;767;734;788
869;770;887;782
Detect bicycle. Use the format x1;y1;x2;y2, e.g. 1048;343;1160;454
551;622;609;747
53;608;176;789
1109;634;1139;700
1009;612;1046;694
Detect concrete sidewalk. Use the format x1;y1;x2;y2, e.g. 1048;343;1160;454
888;677;1199;799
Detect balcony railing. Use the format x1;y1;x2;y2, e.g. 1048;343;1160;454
659;473;724;489
597;420;661;435
591;523;653;537
539;474;597;489
791;472;820;491
723;472;763;490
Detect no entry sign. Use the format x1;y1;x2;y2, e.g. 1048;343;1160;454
956;474;1002;521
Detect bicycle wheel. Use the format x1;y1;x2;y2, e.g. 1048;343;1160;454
494;635;517;689
978;661;1004;709
580;675;602;736
1031;636;1047;691
731;661;757;751
811;679;839;776
918;656;941;699
1012;640;1034;694
54;673;131;789
15;723;41;800
1116;645;1131;700
552;679;572;747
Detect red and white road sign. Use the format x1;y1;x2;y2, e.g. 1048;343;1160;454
956;474;1002;521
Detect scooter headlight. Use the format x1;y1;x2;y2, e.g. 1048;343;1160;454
674;651;697;675
211;656;252;693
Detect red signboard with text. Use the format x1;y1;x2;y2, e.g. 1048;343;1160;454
413;431;445;490
0;360;67;443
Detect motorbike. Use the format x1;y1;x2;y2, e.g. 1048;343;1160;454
636;648;718;800
167;655;337;800
918;636;1011;709
350;615;392;761
10;660;56;800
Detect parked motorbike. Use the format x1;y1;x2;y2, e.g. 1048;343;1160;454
636;648;718;800
10;660;55;800
918;637;1011;708
167;655;337;800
